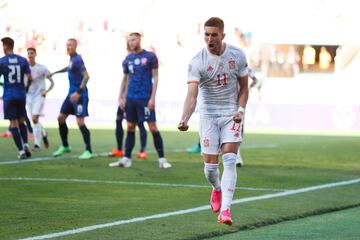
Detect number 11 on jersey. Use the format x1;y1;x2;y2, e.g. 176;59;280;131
216;73;228;86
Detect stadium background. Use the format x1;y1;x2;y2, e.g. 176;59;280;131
1;1;360;239
1;0;360;134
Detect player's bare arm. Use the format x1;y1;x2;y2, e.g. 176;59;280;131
148;68;158;111
250;75;257;88
50;67;68;77
70;70;89;103
118;74;129;110
79;70;89;90
42;75;55;97
178;82;199;131
233;75;249;123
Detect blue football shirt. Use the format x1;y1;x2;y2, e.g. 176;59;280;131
122;50;158;99
67;53;87;96
0;54;30;100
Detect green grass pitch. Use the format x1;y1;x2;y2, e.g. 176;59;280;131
0;127;359;239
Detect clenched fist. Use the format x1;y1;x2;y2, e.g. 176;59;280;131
178;121;189;131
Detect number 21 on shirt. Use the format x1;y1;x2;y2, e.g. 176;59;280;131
8;65;21;84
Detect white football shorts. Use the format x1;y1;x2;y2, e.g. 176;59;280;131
26;94;45;116
199;115;244;155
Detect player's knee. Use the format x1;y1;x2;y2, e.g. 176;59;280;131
76;117;85;126
221;142;239;154
127;122;136;131
57;115;66;124
203;154;219;164
9;120;18;128
148;122;158;133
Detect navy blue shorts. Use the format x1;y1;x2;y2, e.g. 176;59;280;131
60;95;89;117
3;99;27;120
125;98;156;123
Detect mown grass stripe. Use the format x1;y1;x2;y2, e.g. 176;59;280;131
20;178;360;240
0;177;288;192
0;144;279;165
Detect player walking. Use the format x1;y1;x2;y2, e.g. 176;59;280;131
178;18;249;225
26;47;53;151
0;37;33;159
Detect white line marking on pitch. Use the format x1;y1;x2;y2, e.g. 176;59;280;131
20;178;360;240
0;152;109;165
0;177;288;192
0;144;279;166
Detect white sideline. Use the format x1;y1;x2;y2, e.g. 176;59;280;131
20;178;360;240
0;177;288;192
0;144;278;166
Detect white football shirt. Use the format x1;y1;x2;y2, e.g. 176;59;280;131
28;63;50;96
188;43;248;116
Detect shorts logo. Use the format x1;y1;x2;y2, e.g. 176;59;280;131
228;59;236;69
203;137;209;148
207;65;213;71
144;107;150;120
77;104;83;115
234;132;240;138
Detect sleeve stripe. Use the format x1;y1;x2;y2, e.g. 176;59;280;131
187;80;200;84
